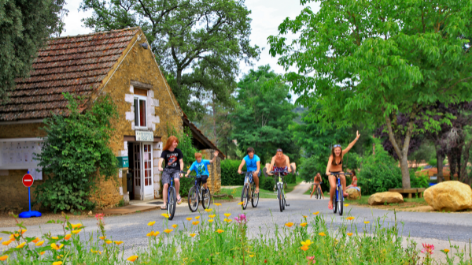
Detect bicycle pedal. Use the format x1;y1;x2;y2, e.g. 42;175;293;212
286;204;290;207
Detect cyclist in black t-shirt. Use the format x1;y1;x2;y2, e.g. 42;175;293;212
158;136;184;208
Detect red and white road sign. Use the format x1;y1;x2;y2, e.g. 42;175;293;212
22;174;34;188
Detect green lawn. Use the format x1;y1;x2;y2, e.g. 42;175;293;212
346;196;427;206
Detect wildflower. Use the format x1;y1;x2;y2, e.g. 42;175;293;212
40;251;45;256
421;243;434;255
64;234;71;240
105;240;112;244
238;202;243;205
318;232;326;237
208;219;214;223
2;240;12;246
71;223;82;229
216;229;224;234
285;222;294;228
190;233;196;238
153;231;160;236
300;223;307;227
172;224;178;229
192;221;200;226
72;229;81;234
346;216;355;221
147;221;156;226
214;203;222;206
302;215;308;218
32;237;40;243
95;213;104;220
0;237;2;241
18;229;27;234
344;204;349;207
0;256;7;261
347;233;353;236
147;231;153;237
195;216;200;220
127;255;139;262
35;240;44;246
301;240;313;246
114;241;124;245
224;218;232;223
186;217;193;221
52;262;62;265
51;236;59;240
204;209;213;212
300;245;309;251
12;233;19;238
16;242;26;249
224;213;231;217
249;255;255;257
161;213;170;218
307;256;316;264
235;214;247;223
364;221;370;224
443;249;450;253
209;214;216;218
313;211;319;215
164;229;173;234
51;243;64;250
56;255;63;259
99;236;106;240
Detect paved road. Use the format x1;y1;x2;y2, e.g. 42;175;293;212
2;184;472;261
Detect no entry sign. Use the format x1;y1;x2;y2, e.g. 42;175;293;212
22;173;34;187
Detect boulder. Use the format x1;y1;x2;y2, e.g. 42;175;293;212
424;181;472;212
368;192;403;205
346;188;361;200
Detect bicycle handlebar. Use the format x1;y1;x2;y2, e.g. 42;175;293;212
270;171;288;174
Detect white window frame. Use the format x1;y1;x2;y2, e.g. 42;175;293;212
134;95;147;129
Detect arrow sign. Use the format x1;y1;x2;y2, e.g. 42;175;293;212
22;174;34;188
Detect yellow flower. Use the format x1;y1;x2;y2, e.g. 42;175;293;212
313;211;320;215
209;214;216;218
249;254;255;257
224;213;231;217
301;240;313;246
51;243;64;250
32;237;40;243
161;213;170;218
300;245;309;251
216;229;224;234
2;240;12;246
214;203;222;206
0;237;2;241
71;223;82;229
186;217;193;221
364;221;370;224
318;232;326;237
192;221;200;226
172;224;178;229
40;251;45;256
344;204;349;207
99;236;106;240
346;217;355;221
444;249;450;253
51;236;59;240
64;234;71;240
205;209;213;212
208;219;214;223
56;255;63;259
148;221;156;226
105;240;112;244
285;222;294;227
72;229;81;234
16;242;26;249
52;262;62;265
224;218;232;223
164;229;173;234
347;233;353;236
18;229;27;234
300;223;307;227
127;255;139;262
195;216;201;220
302;215;308;218
146;232;153;237
114;241;124;245
238;202;243;205
190;233;196;238
0;256;7;261
35;240;44;246
153;231;160;236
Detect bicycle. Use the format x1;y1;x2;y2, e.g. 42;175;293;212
271;170;290;212
188;175;212;212
330;172;347;216
312;183;322;199
164;169;186;221
240;171;259;210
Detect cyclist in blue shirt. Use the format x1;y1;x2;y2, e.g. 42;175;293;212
237;147;261;193
185;151;219;192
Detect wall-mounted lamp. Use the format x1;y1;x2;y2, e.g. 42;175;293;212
140;43;148;49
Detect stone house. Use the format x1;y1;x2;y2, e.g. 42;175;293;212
0;27;223;212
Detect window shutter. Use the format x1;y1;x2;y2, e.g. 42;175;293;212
140;99;146;127
134;98;139;126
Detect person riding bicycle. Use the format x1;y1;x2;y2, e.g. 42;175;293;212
237;147;261;194
185;151;219;193
346;169;358;189
158;136;184;209
325;131;360;210
265;148;296;190
310;173;325;198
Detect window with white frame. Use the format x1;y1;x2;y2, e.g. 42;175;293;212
134;94;147;128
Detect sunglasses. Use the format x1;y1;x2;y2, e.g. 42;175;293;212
333;144;341;148
277;149;283;152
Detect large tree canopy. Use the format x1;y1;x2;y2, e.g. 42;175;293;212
0;0;66;99
81;0;259;120
269;0;472;188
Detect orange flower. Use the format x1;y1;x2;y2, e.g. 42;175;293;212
195;216;201;220
99;236;106;240
40;251;45;256
114;241;124;245
216;229;224;234
147;221;156;226
209;214;216;218
347;233;353;236
35;240;44;246
16;242;26;249
214;203;222;206
204;209;213;212
51;236;58;240
2;240;12;246
172;224;178;229
285;222;294;227
146;232;153;237
186;217;193;221
163;229;173;234
127;255;139;262
313;211;320;215
32;237;40;243
190;233;196;238
105;240;112;244
300;223;307;227
0;256;7;261
152;231;160;236
318;232;326;236
224;213;231;218
192;221;200;226
72;229;81;235
18;229;27;234
300;245;309;251
71;223;82;229
64;234;71;240
51;243;63;250
346;217;355;221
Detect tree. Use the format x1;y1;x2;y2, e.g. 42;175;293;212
269;0;472;188
35;93;118;213
230;65;298;163
0;0;66;99
80;0;259;120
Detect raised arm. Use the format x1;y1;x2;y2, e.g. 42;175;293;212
238;159;246;174
325;155;333;176
209;151;219;164
342;131;361;155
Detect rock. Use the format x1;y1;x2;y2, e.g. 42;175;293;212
424;181;472;212
346;188;361;200
88;211;93;216
368;192;403;205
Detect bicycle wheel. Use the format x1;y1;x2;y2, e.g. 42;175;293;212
278;184;284;212
251;183;259;207
317;186;322;200
202;188;211;209
188;186;199;212
333;187;337;214
168;187;177;220
241;185;249;210
338;186;343;216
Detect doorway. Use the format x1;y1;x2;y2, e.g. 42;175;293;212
128;142;154;200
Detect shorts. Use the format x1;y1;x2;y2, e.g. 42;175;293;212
162;168;181;184
197;175;209;186
273;166;288;176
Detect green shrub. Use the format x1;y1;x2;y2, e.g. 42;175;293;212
298;156;330;192
410;175;429;188
221;160;244;185
357;139;402;195
261;176;275;191
179;177;194;197
428;158;437;167
285;173;296;184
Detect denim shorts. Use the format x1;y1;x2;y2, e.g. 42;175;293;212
162;168;181;184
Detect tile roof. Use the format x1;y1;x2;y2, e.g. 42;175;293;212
0;27;140;121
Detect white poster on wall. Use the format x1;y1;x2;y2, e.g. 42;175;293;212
0;138;43;180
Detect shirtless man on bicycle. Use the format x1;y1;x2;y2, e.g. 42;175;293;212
265;148;296;177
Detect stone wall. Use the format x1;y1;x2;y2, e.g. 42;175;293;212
201;149;221;194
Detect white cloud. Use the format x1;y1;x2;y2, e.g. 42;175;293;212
61;0;93;37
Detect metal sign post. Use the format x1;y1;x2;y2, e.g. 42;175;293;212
19;171;42;218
